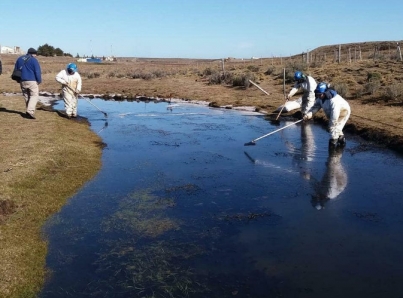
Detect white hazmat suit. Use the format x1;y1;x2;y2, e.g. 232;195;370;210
305;94;351;140
56;69;82;117
288;75;317;115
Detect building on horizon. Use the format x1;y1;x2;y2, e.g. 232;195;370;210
0;45;22;54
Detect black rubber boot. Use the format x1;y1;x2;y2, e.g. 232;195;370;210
329;138;338;148
337;135;346;147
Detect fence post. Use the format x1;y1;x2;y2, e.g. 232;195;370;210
397;43;403;61
373;46;377;61
348;48;351;64
338;44;341;63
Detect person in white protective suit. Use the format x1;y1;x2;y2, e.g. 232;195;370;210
310;147;347;210
55;63;82;118
287;71;317;117
303;82;351;148
290;121;316;181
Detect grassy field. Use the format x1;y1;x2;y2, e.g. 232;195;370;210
0;40;403;297
0;97;103;297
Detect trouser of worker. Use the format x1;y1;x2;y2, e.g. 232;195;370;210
301;94;316;115
20;81;39;115
329;109;351;140
63;90;78;117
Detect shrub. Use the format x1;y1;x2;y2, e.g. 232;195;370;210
152;70;167;78
203;67;214;76
232;73;256;88
132;70;155;80
107;71;116;78
354;87;365;99
385;83;403;101
332;82;349;98
364;80;381;95
86;72;101;79
209;72;224;85
247;65;260;72
223;72;234;84
207;72;234;85
231;76;244;87
132;70;143;79
264;66;276;75
141;73;155;80
367;72;382;82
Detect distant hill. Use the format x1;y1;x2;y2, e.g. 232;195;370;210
299;40;403;62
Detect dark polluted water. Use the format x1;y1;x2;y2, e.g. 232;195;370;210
40;98;403;298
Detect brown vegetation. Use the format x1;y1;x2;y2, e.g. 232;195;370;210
0;97;103;297
1;41;403;153
0;40;403;297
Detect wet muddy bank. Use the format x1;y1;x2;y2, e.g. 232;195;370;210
298;113;403;154
7;90;403;154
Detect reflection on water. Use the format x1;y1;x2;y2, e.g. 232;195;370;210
311;147;348;210
245;122;348;211
287;123;347;210
289;122;316;180
40;99;403;298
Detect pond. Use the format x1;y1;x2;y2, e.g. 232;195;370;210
40;98;403;298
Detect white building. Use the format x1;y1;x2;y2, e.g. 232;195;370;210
0;45;22;54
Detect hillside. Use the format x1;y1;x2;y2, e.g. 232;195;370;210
309;40;403;61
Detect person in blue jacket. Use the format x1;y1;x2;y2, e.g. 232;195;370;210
13;48;42;119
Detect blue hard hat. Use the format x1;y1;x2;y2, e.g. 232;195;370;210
67;63;77;73
294;71;305;81
315;82;328;94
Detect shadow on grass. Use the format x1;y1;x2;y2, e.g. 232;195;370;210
384;101;403;107
360;95;397;105
0;107;32;119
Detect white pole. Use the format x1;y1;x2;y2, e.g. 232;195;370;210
397;43;402;61
349;48;351;64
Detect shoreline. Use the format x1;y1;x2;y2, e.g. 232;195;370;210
4;91;268;115
4;90;403;154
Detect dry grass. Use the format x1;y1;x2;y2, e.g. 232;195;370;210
0;40;403;296
0;96;103;297
1;50;396;152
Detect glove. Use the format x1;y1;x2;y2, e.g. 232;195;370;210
303;112;312;121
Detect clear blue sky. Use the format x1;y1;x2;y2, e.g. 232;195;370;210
1;0;402;59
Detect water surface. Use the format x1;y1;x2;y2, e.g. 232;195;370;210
41;98;403;298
